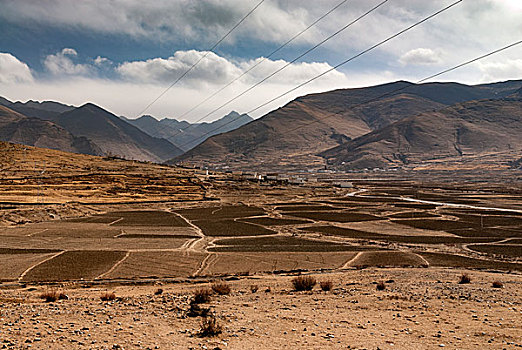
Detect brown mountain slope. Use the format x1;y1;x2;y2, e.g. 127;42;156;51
53;103;183;162
0;105;102;156
173;80;522;170
320;97;522;170
127;111;253;152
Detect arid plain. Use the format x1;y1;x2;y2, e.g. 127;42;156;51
1;142;521;349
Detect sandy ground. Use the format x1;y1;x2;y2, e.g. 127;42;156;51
1;268;521;350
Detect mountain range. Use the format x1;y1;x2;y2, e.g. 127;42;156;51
0;105;101;156
173;80;522;171
125;111;253;151
0;98;250;162
2;78;522;171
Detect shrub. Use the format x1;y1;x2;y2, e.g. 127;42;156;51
187;301;211;317
193;288;212;304
100;292;116;301
492;281;503;288
211;282;231;295
376;281;386;291
459;274;471;284
250;285;259;293
320;280;333;292
199;314;222;337
39;290;58;303
291;275;316;291
154;288;164;295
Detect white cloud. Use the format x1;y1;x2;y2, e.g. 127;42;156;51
1;1;521;72
44;48;90;75
61;48;78;56
0;53;34;83
94;56;111;66
240;58;347;85
478;59;522;82
399;48;443;66
117;50;349;89
117;50;242;86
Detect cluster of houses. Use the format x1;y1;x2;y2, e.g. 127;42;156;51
193;167;354;188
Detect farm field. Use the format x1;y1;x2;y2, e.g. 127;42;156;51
1;164;522;284
1;160;522;350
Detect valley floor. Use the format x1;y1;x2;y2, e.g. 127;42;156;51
1;268;521;349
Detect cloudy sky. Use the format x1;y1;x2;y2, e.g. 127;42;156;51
1;0;521;121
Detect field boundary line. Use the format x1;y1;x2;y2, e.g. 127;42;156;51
97;251;131;279
108;217;124;226
211;207;223;215
194;253;217;276
413;253;430;267
26;228;49;237
340;252;362;269
173;212;204;237
18;251;64;281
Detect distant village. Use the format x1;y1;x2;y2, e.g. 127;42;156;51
192;168;354;188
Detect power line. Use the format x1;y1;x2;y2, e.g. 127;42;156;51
171;0;389;137
184;38;522;154
175;0;352;124
247;0;463;116
281;39;522;135
176;0;463;150
133;0;265;119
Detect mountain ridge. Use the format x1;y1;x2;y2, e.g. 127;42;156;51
173;79;522;170
53;103;183;162
0;105;102;156
127;111;253;151
320;96;522;169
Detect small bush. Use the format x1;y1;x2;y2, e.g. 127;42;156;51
459;274;471;284
291;275;316;291
492;281;503;288
154;288;164;295
211;282;231;295
376;281;386;291
199;314;222;337
320;280;333;292
40;290;68;302
100;292;116;301
187;301;211;317
250;285;258;293
193;288;212;304
40;290;58;303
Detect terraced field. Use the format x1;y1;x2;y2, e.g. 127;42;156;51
2;183;522;282
345;251;428;268
22;250;127;282
468;244;522;258
191;219;276;236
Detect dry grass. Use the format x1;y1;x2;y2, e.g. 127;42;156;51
291;275;316;291
211;282;231;295
187;302;211;318
376;281;386;291
199;314;222;337
193;288;212;304
39;290;68;303
320;280;333;291
100;291;116;301
459;273;471;284
492;281;503;288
